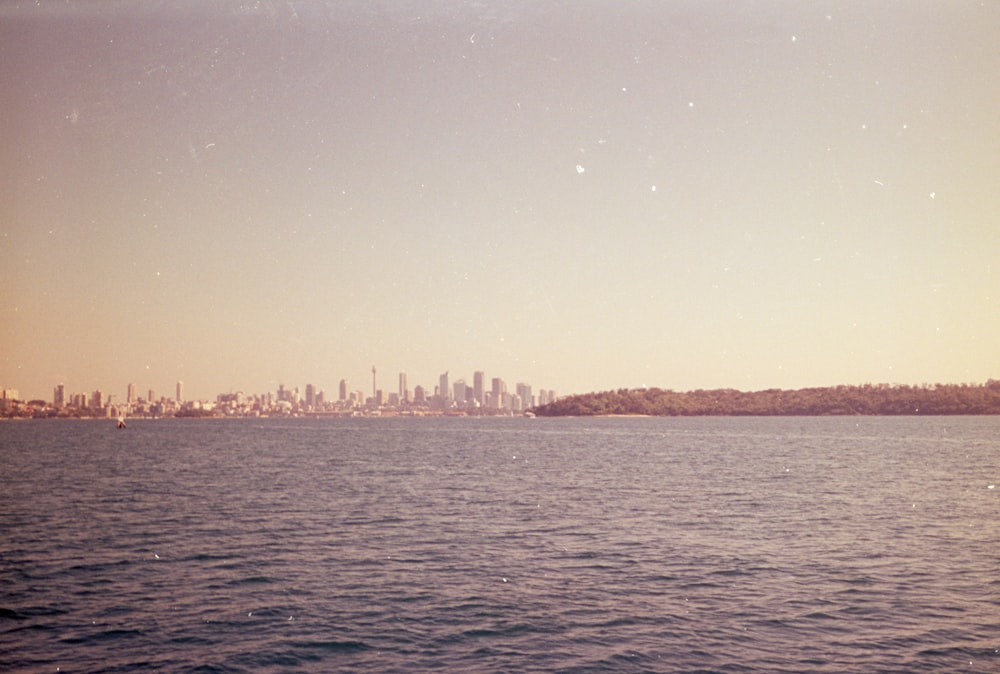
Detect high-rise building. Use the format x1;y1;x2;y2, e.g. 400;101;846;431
399;371;408;402
473;371;485;406
176;381;183;404
127;383;136;405
453;380;467;407
92;389;104;409
148;389;155;404
511;393;523;412
439;371;450;403
53;383;65;408
339;379;348;401
305;383;316;409
516;383;532;410
491;377;506;409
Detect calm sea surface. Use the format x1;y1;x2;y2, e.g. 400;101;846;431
1;416;998;673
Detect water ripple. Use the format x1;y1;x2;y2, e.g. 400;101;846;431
1;416;998;672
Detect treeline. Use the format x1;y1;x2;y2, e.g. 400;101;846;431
533;381;1000;416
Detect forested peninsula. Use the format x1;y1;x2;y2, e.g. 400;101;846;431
533;381;1000;416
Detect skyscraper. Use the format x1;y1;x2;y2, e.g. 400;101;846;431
439;371;450;404
305;383;316;409
473;371;485;406
176;380;183;404
516;383;533;410
491;377;505;409
339;379;348;401
399;371;408;402
127;383;136;405
53;383;65;408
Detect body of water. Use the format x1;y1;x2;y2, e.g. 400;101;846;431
1;416;998;672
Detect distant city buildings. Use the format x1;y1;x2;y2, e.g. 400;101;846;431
1;367;558;418
473;371;485;406
438;371;449;404
1;387;21;413
491;377;505;409
453;379;467;406
516;383;532;412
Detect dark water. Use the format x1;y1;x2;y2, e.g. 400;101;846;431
1;416;998;673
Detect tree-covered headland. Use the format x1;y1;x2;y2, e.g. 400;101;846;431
533;381;1000;416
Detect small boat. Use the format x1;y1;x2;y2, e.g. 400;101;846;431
116;416;127;429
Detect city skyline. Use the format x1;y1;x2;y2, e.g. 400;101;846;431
3;2;998;402
0;372;554;422
8;365;553;412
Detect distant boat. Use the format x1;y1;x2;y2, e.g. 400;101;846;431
116;416;127;429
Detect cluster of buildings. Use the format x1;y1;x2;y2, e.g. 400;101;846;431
1;381;188;419
207;369;557;417
1;370;558;419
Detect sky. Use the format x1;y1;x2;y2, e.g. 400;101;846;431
2;0;999;403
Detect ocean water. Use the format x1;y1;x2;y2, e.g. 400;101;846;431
1;416;998;673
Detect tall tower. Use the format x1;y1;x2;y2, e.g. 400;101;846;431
127;383;136;405
399;371;408;402
473;371;485;406
176;380;183;404
372;366;377;405
53;383;65;408
491;377;506;410
339;379;348;401
516;383;533;411
439;371;450;404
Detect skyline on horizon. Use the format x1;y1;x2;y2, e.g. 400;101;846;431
3;1;998;402
30;365;554;408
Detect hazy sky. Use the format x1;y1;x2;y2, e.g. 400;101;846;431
3;1;998;402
